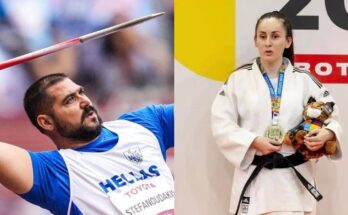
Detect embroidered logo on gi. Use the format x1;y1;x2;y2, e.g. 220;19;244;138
241;197;250;204
123;147;143;165
241;196;250;214
219;89;225;96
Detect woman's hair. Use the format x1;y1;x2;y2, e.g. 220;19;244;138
254;11;294;64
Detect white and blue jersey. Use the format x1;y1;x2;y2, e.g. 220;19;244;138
20;105;174;215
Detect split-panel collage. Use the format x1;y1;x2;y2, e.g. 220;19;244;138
0;1;347;215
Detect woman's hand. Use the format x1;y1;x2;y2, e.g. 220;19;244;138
304;128;335;151
250;136;281;155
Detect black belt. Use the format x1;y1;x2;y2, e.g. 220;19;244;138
235;152;322;215
251;151;307;168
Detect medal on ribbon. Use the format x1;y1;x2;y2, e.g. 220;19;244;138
264;124;284;143
259;58;287;143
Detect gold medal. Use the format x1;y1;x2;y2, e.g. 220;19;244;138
264;125;284;143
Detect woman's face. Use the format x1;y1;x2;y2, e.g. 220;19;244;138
254;17;292;65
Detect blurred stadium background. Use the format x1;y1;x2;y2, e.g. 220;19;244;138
0;0;173;214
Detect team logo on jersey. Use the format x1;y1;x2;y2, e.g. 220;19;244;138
123;146;143;165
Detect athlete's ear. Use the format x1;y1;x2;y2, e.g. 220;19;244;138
285;36;292;48
37;114;55;132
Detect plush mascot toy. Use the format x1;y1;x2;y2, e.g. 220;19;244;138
283;98;337;160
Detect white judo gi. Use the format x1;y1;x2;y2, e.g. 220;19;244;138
211;58;342;215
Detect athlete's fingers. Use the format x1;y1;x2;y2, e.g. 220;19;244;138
306;129;320;137
269;139;282;146
304;139;324;147
304;141;325;151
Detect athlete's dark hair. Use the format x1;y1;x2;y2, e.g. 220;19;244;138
233;11;295;73
24;73;68;133
254;11;294;64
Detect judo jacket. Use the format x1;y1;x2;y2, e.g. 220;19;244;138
211;58;342;214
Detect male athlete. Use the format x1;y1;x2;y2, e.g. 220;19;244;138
0;73;174;214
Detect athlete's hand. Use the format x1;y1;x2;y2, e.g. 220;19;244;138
304;128;335;151
250;136;281;155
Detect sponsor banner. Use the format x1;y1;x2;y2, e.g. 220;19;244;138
295;54;348;83
237;0;348;84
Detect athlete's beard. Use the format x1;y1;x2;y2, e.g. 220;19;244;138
53;105;103;142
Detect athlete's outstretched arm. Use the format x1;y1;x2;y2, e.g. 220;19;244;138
0;142;33;194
